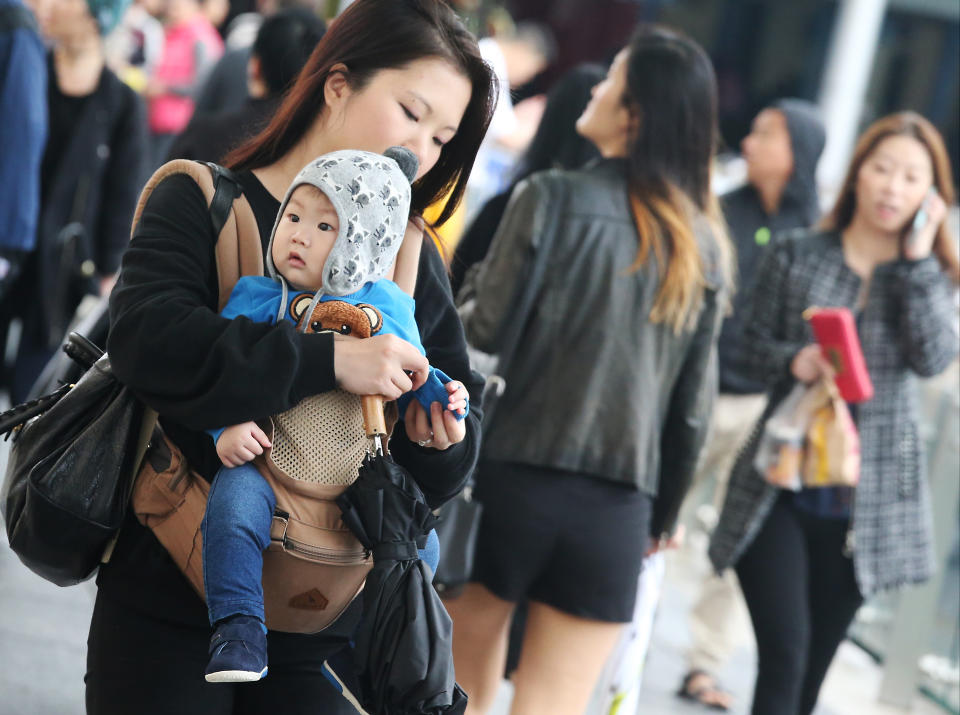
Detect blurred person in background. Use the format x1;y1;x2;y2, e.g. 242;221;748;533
191;0;314;117
710;111;960;715
0;0;46;305
200;0;227;31
466;20;553;219
450;61;603;296
166;6;324;162
104;0;165;92
0;0;147;404
449;26;732;715
676;98;826;711
144;0;222;166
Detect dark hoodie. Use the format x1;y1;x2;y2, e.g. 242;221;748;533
718;98;826;394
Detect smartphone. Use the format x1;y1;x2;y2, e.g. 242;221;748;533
906;187;938;250
804;306;874;403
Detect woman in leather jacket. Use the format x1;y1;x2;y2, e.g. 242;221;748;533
449;26;733;715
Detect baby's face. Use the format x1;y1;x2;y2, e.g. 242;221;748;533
272;185;339;291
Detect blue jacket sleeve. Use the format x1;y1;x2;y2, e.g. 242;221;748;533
0;17;47;252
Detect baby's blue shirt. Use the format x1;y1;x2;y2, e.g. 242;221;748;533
209;276;466;444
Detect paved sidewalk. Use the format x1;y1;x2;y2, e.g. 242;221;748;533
0;523;946;715
0;440;946;715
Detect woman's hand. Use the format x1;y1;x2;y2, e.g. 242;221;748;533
99;273;117;297
333;333;429;399
216;421;272;468
644;524;685;557
903;189;947;261
790;343;833;384
404;381;468;451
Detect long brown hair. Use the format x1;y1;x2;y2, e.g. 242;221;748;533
823;111;959;283
621;26;733;333
225;0;495;226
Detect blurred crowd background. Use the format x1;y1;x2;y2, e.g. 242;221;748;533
0;0;958;713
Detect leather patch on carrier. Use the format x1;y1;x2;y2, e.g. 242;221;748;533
289;588;329;610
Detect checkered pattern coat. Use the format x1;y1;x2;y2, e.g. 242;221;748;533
709;230;959;596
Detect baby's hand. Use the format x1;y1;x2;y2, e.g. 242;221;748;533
216;421;272;468
445;380;468;417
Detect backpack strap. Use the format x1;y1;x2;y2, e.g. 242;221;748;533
131;160;263;310
392;218;423;298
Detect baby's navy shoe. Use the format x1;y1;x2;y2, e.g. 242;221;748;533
204;615;268;683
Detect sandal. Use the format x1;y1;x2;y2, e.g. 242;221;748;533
676;669;732;711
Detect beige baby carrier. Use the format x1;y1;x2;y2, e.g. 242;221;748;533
129;160;422;633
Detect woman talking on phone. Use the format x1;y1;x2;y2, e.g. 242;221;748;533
710;111;959;715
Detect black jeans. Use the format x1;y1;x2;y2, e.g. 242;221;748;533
85;588;360;715
735;493;864;715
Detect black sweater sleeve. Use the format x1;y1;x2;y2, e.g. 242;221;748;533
651;286;722;538
389;236;484;509
96;87;149;276
107;173;337;434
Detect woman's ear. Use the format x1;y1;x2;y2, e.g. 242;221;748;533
323;63;351;108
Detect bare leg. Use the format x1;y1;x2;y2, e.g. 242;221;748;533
509;601;624;715
446;583;516;715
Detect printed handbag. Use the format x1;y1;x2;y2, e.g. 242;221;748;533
754;380;826;491
1;336;156;586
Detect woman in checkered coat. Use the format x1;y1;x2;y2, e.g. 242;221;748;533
709;112;960;715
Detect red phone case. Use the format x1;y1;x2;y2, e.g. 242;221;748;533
805;307;874;403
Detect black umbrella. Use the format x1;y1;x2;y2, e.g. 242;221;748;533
334;402;468;715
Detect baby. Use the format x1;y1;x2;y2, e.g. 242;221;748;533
202;147;467;683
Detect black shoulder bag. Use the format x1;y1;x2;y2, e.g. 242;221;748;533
0;333;157;586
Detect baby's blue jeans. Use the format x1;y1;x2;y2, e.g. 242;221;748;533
202;462;439;625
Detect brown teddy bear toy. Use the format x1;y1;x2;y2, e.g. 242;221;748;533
289;294;384;337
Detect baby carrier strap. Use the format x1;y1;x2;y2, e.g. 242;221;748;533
131;160;264;310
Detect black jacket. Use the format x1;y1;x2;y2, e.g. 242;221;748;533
103;170;483;624
449;190;511;297
462;159;725;537
33;57;147;340
166;96;277;164
717;98;825;393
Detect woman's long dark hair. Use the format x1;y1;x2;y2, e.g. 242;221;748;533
822;111;959;283
226;0;496;226
622;26;732;332
510;63;605;185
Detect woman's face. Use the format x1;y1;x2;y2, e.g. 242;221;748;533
323;57;472;181
575;49;633;157
854;134;934;235
34;0;97;42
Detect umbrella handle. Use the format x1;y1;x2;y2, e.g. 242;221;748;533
361;395;387;438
